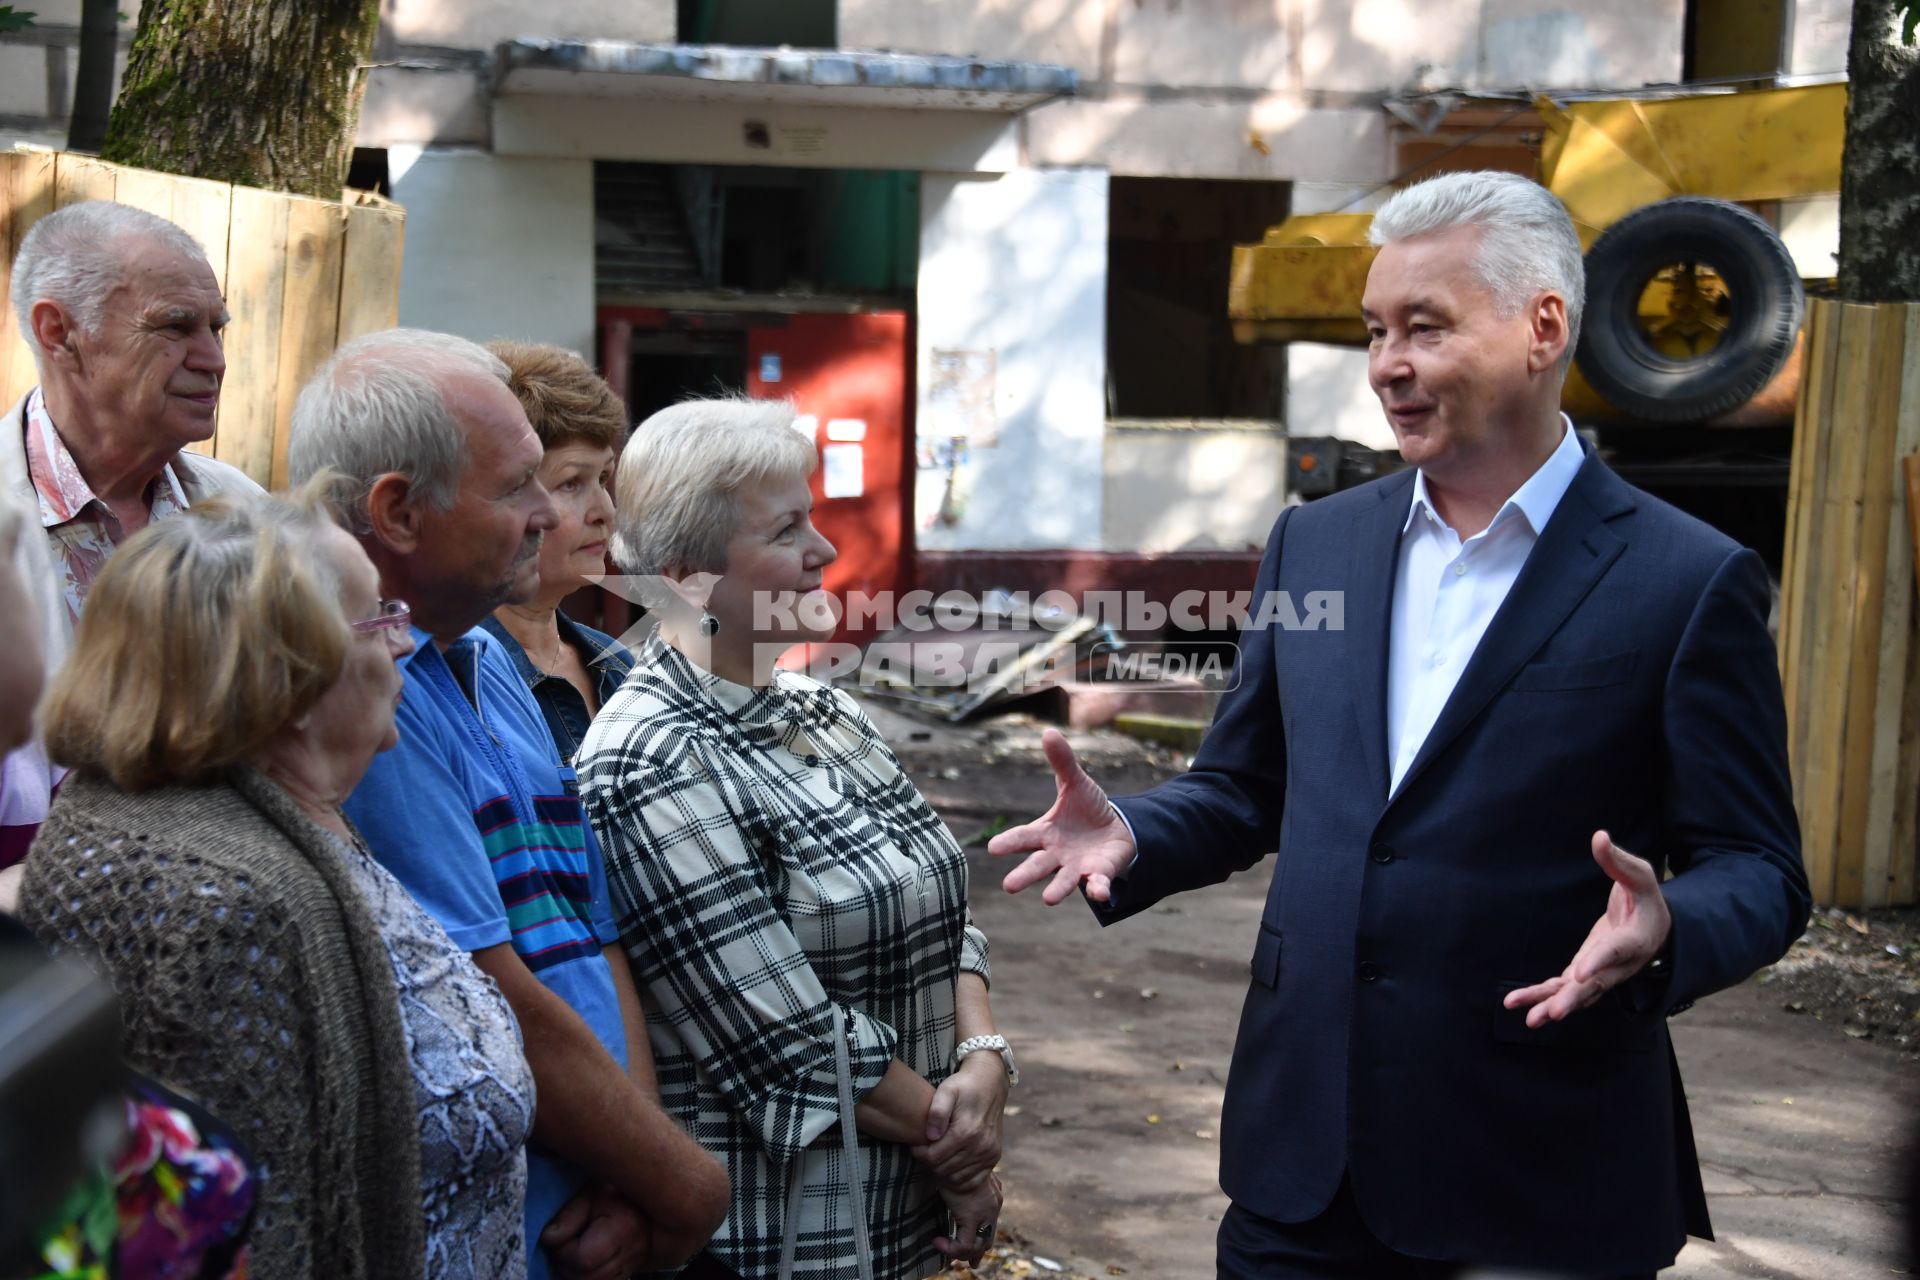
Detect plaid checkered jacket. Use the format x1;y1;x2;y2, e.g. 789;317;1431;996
577;635;991;1279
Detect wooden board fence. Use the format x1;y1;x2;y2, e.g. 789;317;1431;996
1778;298;1920;908
0;150;404;488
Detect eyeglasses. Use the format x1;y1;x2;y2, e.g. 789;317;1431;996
350;599;411;635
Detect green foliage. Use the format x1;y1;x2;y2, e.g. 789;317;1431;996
1903;0;1919;46
0;6;37;32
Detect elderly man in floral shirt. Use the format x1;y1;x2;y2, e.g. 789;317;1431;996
0;200;257;882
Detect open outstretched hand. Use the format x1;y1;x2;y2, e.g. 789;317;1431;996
1503;831;1672;1028
988;729;1138;905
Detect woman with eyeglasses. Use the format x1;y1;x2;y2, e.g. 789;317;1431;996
17;482;535;1279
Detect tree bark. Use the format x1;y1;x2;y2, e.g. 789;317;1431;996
99;0;381;200
1839;0;1920;302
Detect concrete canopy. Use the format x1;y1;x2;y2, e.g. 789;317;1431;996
492;40;1077;112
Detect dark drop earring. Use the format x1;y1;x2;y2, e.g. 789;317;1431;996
700;612;721;637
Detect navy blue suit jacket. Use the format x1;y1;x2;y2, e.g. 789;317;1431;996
1105;451;1808;1275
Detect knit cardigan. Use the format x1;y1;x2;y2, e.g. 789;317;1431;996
19;765;427;1280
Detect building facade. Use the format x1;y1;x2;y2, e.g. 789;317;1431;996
0;0;1854;608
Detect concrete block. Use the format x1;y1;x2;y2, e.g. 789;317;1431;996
357;66;488;147
0;43;50;117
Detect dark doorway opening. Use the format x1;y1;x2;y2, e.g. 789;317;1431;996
1106;176;1293;422
622;328;748;425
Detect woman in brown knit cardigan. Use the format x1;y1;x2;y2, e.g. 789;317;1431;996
19;485;536;1278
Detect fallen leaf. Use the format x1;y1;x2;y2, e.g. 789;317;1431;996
1041;1115;1063;1128
1844;1027;1871;1039
1119;1022;1135;1033
1146;1114;1160;1124
1034;1257;1063;1272
1846;914;1871;935
1091;990;1105;1000
1785;1001;1807;1013
1004;1105;1023;1117
1169;1061;1185;1072
1139;987;1159;1000
1195;1129;1214;1139
1108;1268;1128;1276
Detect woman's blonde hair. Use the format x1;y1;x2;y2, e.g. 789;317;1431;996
43;478;356;790
611;395;814;579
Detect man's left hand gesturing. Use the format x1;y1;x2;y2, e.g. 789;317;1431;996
1503;830;1672;1028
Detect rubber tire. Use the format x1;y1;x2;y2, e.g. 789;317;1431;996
1575;196;1804;423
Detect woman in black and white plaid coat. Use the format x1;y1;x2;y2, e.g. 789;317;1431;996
577;397;1011;1280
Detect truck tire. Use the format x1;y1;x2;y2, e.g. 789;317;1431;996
1575;197;1803;423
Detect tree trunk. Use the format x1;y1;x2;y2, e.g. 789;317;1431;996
99;0;381;200
1839;0;1920;301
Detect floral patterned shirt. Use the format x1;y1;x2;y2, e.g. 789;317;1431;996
22;387;192;631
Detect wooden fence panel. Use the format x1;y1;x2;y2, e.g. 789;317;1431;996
0;151;404;485
111;166;175;219
338;197;404;341
1780;298;1920;906
271;199;346;488
217;186;290;484
0;153;24;408
2;150;56;406
53;154;117;208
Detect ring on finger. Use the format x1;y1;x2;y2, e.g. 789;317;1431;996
975;1222;994;1239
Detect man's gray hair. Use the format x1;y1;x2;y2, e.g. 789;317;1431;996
10;201;209;350
612;395;815;578
1370;171;1586;365
287;328;510;530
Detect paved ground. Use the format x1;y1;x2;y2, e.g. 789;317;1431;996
877;702;1918;1280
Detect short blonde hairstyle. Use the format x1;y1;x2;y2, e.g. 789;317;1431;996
612;396;814;577
43;482;354;790
486;340;629;453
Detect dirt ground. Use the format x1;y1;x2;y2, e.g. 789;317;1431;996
869;699;1920;1280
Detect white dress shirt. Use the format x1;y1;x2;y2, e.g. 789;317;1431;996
1386;416;1586;796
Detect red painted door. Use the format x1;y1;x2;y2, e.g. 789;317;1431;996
745;312;911;646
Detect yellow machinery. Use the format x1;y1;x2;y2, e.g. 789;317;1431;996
1229;82;1846;425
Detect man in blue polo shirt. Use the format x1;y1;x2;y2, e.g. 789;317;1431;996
289;328;728;1280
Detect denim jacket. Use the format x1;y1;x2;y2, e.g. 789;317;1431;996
477;611;634;765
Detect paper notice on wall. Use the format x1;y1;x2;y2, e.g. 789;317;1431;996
759;353;782;383
822;443;864;498
925;348;998;447
826;418;867;442
777;126;829;158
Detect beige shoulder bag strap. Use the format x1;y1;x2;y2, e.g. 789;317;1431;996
777;1003;877;1280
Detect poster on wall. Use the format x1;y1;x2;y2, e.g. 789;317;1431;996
924;349;998;447
917;348;996;530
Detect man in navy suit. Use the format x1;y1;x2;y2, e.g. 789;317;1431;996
991;171;1808;1278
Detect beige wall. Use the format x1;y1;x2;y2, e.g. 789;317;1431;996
383;0;672;48
389;150;596;359
838;0;1106;79
1787;0;1852;77
845;0;1684;94
1027;99;1389;181
1103;426;1289;554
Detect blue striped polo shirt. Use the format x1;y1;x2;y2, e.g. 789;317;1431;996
345;626;626;1280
